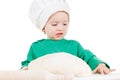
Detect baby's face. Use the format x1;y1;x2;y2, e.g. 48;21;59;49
43;11;69;40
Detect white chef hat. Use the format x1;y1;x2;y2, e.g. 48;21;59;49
29;0;70;30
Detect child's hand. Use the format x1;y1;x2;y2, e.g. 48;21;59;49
92;63;115;75
21;66;28;70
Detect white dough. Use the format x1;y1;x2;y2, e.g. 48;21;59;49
28;52;92;77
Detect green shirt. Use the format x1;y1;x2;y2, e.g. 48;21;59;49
21;39;109;70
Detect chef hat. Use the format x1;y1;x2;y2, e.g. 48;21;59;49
29;0;70;30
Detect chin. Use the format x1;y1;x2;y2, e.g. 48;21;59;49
49;36;64;40
54;37;63;40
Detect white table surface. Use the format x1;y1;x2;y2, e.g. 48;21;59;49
73;71;120;80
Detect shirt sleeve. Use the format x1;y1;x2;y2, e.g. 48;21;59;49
77;42;110;70
21;44;35;68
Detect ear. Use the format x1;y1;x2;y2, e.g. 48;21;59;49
42;28;46;34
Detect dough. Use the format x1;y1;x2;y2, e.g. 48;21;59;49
28;52;92;77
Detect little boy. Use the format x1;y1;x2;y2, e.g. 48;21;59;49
21;0;113;75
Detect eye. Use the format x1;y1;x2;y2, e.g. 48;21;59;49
63;23;67;26
63;23;68;26
51;23;57;26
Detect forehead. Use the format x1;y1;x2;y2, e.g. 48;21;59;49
48;11;69;21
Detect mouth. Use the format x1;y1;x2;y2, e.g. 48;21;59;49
56;33;63;37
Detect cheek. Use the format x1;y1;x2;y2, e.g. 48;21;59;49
45;28;54;34
64;26;68;31
44;26;50;33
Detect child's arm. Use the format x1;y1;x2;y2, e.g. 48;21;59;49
21;44;36;70
76;41;111;74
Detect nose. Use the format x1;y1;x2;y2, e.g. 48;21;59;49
57;25;63;31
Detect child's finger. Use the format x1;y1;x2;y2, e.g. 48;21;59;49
92;68;98;74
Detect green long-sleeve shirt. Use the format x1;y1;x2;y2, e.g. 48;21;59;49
21;38;109;70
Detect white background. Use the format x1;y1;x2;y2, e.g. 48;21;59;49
0;0;120;70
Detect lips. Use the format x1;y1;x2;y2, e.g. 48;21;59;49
56;33;63;36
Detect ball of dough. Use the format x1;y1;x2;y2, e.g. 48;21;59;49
28;52;92;77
